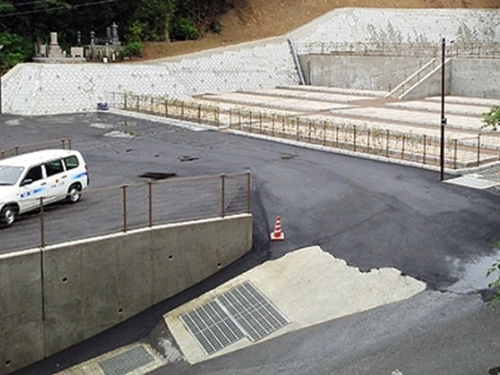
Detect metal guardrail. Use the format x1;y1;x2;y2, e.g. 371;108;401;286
1;172;251;253
293;42;500;59
107;92;500;170
0;138;72;159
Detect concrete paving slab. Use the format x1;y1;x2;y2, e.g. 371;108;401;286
164;246;426;365
279;85;388;97
333;106;484;130
387;100;490;116
242;88;376;103
427;96;500;107
205;92;354;112
445;174;500;190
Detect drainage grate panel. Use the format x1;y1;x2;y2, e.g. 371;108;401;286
445;176;500;190
98;346;155;375
180;281;289;355
181;299;245;355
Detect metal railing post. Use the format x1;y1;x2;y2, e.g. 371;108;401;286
39;197;45;248
221;174;226;218
477;135;481;166
353;125;357;151
122;185;128;232
148;181;153;227
423;135;427;164
453;139;458;169
246;172;251;213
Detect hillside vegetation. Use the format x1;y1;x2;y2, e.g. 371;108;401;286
141;0;499;60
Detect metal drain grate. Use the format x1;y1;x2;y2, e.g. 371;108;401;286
180;281;289;355
98;346;155;375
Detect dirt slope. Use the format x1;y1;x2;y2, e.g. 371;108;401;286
141;0;499;60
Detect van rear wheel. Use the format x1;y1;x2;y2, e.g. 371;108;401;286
0;205;16;227
67;184;82;203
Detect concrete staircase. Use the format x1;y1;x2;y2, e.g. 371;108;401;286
386;58;440;99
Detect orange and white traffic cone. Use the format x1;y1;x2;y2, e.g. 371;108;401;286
270;215;285;241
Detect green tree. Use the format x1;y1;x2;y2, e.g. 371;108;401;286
0;31;33;73
129;0;175;42
482;105;500;131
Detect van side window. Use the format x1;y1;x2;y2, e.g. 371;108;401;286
45;159;64;177
24;166;43;182
64;155;79;170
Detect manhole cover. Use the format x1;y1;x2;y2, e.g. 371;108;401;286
180;281;289;355
139;172;177;180
98;346;154;375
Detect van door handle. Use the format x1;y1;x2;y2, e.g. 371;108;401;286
62;175;67;178
41;182;47;186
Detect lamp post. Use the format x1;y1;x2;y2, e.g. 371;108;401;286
440;38;446;181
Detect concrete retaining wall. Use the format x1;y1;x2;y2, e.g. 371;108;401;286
300;55;500;100
0;214;252;374
298;55;431;91
451;58;500;98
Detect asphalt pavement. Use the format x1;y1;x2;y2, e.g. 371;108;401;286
3;112;500;375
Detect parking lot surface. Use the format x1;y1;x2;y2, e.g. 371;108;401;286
3;112;500;375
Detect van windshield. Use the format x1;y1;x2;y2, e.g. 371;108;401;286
0;166;24;186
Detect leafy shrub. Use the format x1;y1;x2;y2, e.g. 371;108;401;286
170;18;201;41
121;41;143;58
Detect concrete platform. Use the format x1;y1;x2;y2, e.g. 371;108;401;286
164;246;426;364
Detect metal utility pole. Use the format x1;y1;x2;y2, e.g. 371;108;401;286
440;38;446;181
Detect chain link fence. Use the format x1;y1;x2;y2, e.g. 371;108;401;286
1;172;251;252
0;138;72;159
108;92;499;169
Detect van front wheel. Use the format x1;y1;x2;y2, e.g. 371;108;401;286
0;205;16;227
67;185;82;204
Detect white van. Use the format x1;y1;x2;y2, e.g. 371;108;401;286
0;149;89;227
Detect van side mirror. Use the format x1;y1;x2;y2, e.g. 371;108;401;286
21;179;33;186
